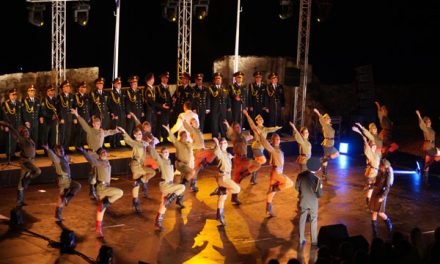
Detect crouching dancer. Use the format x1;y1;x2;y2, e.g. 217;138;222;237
209;137;241;225
42;145;81;222
78;147;123;238
148;145;185;231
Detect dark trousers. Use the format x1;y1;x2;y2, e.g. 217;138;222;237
41;120;57;148
29;120;39;148
196;107;206;132
74;123;87;148
210;109;227;139
59;116;73;150
111;116;126;147
157;110;170;141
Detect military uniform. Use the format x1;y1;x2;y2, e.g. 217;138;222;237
155;73;173;142
58;81;75;150
208;73;230;138
229;71;248;125
143;84;156;125
22;85;41;146
73;82;92;148
40;87;58;148
108;77;126;147
172;72;193;124
125;76;144;136
168;130;195;184
266;73;285;127
248;72;268;120
2;89;23;158
293;127;312;172
192;74;210;132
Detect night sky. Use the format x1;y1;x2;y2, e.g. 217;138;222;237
1;0;439;86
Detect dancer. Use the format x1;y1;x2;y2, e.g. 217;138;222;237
70;108;120;200
243;109;282;184
209;137;241;226
0;121;42;206
225;119;261;205
252;127;293;217
416;110;440;185
313;108;339;180
296;157;323;246
290;122;312;172
170;101;199;142
369;159;394;239
352;125;381;208
182;118;216;192
42;144;81;222
148;145;185;231
375;101;398;156
118;126;156;213
355;122;383;155
78;147;123;238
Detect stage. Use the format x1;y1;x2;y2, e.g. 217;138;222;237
0;140;440;263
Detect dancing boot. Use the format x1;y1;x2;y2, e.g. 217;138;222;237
16;190;27;207
132;198;141;213
250;171;258;185
384;217;393;234
371;220;378;238
89;184;97;200
176;195;186;209
55;207;64;222
142;182;149;198
266;202;276;217
268;183;281;194
190;179;199;193
210;187;221;196
21;172;32;190
155;213;165;231
322;166;328;181
164;193;177;208
231;193;241;205
98;197;112;212
217;208;227;226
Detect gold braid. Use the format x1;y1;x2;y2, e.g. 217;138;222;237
157;86;168;99
75;94;84;108
250;84;259;96
267;86;275;97
209;86;219;97
4;100;16;115
59;94;69;109
111;91;121;105
24;98;34;113
231;85;241;97
92;92;102;114
45;97;57;115
127;89;137;102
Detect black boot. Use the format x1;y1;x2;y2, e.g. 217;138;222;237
371;220;378;238
164;193;177;208
155;213;165;231
190;179;199;193
55;207;64;222
176;195;185;209
210;187;221;196
322;166;328;181
99;197;112;212
266;202;276;217
250;171;258;185
142;182;149;198
89;184;97;200
132;198;141;213
21;172;32;190
63;189;75;206
268;183;281;194
217;208;227;226
384;217;393;234
16;190;27;207
231;193;241;205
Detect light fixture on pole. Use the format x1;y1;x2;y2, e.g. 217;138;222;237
162;0;178;22
27;4;46;27
73;3;91;26
193;0;209;20
279;0;293;20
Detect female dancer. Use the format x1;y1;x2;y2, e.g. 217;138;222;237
375;101;398;156
313;108;339;180
416;110;440;184
243;109;282;184
118;126;156;213
369;159;394;238
289;122;311;172
355;122;383;155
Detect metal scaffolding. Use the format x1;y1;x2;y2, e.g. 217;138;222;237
293;0;312;127
51;1;66;88
177;0;192;84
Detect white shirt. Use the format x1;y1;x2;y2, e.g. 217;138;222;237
170;110;199;142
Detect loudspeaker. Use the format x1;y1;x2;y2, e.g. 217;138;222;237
284;67;301;87
97;245;113;264
344;235;369;252
60;229;77;253
9;208;24;229
318;224;349;251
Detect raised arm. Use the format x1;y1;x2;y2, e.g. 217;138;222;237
182;118;194;135
242;109;257;130
163;124;177;143
78;147;99;167
170;115;183;134
119;127;136;147
290;122;304;145
416;110;428;132
356;122;375;143
130;112;141;127
42;145;60;163
252;126;274;153
224;119;234;140
71;108;91;134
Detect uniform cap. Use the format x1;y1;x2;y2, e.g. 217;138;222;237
233;71;244;77
79;81;87;88
113;77;122;84
27;84;36;91
268;72;278;79
159;71;170;78
195;73;204;80
8;88;17;95
213;72;223;78
253;71;263;77
128;75;139;83
60;80;71;87
94;77;105;84
306;157;321;172
46;85;55;91
181;72;191;80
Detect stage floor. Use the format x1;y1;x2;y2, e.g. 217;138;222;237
0;155;439;264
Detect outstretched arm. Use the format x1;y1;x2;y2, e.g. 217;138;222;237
242;109;257;130
290;121;304;145
130;112;141;127
0;121;20;140
163;124;177;143
77;147;99;166
252;126;274;153
71;108;91;134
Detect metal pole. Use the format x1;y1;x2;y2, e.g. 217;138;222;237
113;0;121;80
233;0;241;73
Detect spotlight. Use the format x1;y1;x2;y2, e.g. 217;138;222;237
73;3;91;26
27;4;46;27
194;0;209;20
279;0;293;20
339;142;349;154
162;0;178;22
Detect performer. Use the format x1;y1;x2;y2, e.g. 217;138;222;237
73;81;92;148
42;144;81;222
118;126;156;213
375;101;398;156
369;159;394;238
164;125;195;190
78;147;124;238
355;122;383;155
2;89;22;160
143;73;156;126
224;120;261;205
266;73;285;127
58;80;74;151
155;72;173;143
229;71;248;126
172;72;193;124
22;85;41;147
208;72;230;139
182;118;216;192
248;71;268;120
40;85;58;149
108;77;126;148
313;108;340;180
290;122;312;172
0;121;42;207
148;145;185;231
416;110;440;185
125;76;144;136
70;108;120;200
353;125;381;207
243;109;282;184
295;157;323;246
91;77;111;130
170;101;199;142
192;73;210;132
209;137;241;226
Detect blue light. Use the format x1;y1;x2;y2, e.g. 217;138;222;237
339;143;349;154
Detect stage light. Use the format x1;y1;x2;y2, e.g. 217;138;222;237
162;0;178;22
194;0;209;20
339;143;349;154
73;3;91;26
279;0;293;20
27;4;46;27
